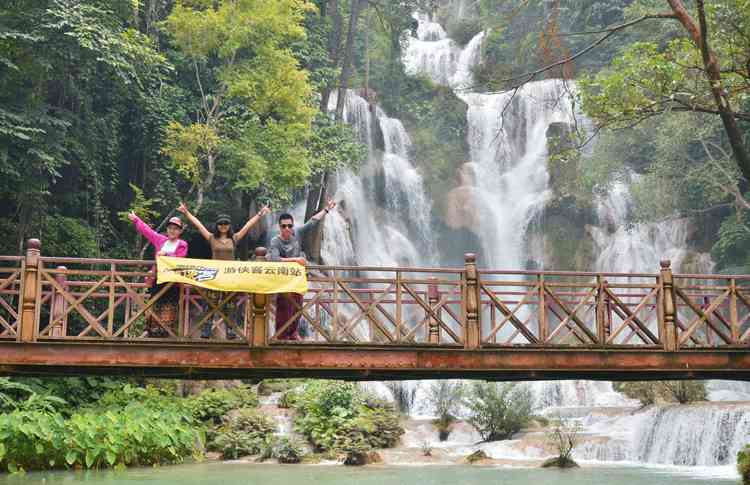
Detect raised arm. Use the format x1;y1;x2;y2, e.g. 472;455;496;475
177;202;212;240
234;204;271;242
128;212;164;248
299;198;337;238
310;197;337;222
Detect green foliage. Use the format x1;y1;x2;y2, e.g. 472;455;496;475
10;377;124;413
712;213;750;271
614;381;707;406
187;385;259;424
0;378;66;414
290;381;403;453
211;409;276;459
425;381;464;441
464;382;533;442
0;404;200;472
38;217;100;258
544;417;580;468
274;436;305;464
256;378;306;396
738;444;750;484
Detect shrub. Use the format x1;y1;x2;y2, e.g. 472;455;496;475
338;427;372;466
425;381;464;441
660;381;707;404
188;385;259;423
97;384;183;411
274;437;305;464
0;404;201;472
0;378;67;414
738;445;750;484
210;409;276;459
291;381;403;453
278;389;300;409
421;441;432;457
542;417;580;468
257;379;305;396
464;382;532;442
361;408;404;448
614;381;707;406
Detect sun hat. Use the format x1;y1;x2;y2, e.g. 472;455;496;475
167;216;183;229
216;214;232;225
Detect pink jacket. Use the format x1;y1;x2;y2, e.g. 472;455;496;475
132;215;188;257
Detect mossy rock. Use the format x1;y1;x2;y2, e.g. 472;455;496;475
541;456;580;468
465;449;489;464
344;451;381;466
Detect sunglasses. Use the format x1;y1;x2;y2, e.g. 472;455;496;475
217;222;230;226
280;223;293;229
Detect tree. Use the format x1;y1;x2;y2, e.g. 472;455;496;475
542;416;580;468
0;0;170;254
162;0;317;208
464;382;532;442
575;0;750;181
425;380;464;441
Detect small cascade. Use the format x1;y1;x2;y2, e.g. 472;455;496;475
530;380;638;412
636;404;750;465
591;181;713;274
323;90;436;268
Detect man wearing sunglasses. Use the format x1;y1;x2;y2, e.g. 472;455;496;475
269;197;337;340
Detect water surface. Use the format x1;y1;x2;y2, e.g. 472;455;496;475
0;463;738;485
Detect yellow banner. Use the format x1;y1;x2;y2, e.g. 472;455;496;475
156;256;307;295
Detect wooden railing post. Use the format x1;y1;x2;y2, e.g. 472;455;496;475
660;260;678;351
251;247;269;347
464;253;481;349
51;266;68;337
428;277;440;344
20;239;41;342
595;275;606;345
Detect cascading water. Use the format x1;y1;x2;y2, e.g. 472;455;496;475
591;180;713;274
317;10;748;471
323;90;436;268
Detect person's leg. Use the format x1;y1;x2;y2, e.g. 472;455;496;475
289;293;303;340
275;293;296;340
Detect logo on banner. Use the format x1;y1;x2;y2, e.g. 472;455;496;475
166;265;219;282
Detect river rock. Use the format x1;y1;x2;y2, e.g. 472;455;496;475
541;456;580;468
465;449;489;464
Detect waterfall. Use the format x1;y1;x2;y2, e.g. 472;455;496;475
574;404;750;466
591;180;713;274
323;90;436;268
317;11;749;471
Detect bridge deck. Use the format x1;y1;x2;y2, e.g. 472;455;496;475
2;341;749;380
1;241;749;380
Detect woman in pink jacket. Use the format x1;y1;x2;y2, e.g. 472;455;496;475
128;212;188;337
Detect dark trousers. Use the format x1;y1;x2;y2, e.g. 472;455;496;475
275;293;302;340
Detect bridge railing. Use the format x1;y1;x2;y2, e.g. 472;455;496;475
0;255;23;340
11;239;750;350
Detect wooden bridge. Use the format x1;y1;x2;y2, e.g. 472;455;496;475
1;239;749;381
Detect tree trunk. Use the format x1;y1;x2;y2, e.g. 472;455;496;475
667;0;750;183
364;8;370;99
319;0;342;113
303;172;329;264
335;0;364;120
309;0;365;263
